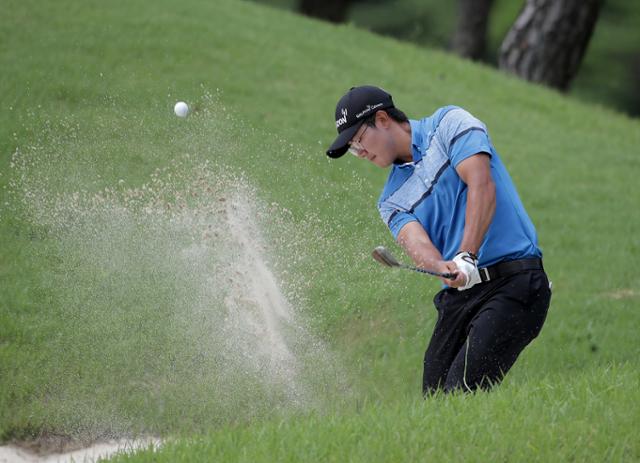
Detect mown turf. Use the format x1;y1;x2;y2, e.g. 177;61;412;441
1;0;639;461
113;364;639;462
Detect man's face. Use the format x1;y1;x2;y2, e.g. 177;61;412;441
347;118;398;168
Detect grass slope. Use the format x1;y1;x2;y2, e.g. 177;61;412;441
257;0;640;116
1;0;639;460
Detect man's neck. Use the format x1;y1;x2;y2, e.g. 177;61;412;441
395;121;413;164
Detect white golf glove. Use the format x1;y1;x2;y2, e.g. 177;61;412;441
452;251;481;291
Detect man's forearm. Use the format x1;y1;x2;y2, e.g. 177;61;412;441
459;181;496;255
397;221;444;269
397;221;465;286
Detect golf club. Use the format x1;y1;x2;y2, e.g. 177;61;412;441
372;246;458;279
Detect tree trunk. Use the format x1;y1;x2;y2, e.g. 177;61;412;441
451;0;494;61
499;0;601;91
629;53;640;117
298;0;352;23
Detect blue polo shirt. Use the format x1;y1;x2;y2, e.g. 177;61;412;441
377;106;541;267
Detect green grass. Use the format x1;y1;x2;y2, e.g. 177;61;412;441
1;0;639;460
113;365;639;462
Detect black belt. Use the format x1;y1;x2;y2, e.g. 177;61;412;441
478;258;543;282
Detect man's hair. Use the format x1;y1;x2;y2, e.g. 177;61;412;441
363;107;409;126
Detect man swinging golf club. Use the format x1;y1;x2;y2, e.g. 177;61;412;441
326;85;551;394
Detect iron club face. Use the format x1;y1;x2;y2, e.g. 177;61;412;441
371;246;401;267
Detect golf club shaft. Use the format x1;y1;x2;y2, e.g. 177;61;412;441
398;263;457;279
372;246;457;279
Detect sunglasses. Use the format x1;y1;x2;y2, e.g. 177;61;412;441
348;125;369;157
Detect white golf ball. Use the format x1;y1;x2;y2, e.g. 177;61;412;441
174;101;189;118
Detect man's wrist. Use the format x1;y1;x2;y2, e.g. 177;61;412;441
456;250;478;261
452;251;482;291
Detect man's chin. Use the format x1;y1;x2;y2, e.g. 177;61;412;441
369;154;394;168
379;158;396;168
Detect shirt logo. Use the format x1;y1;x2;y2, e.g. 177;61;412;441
335;108;348;128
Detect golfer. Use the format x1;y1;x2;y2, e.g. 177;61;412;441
326;85;551;394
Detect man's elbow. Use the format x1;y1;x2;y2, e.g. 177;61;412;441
485;179;496;212
489;185;496;215
470;175;495;195
470;177;496;211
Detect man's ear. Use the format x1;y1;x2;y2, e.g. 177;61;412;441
375;110;391;128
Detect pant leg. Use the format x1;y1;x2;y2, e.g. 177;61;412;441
443;270;551;392
422;286;484;395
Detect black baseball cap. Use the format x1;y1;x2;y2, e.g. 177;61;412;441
326;85;395;158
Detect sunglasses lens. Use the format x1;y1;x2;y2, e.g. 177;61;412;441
349;142;364;156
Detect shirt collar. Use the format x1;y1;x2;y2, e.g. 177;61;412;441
409;119;423;163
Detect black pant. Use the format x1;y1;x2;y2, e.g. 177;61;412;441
423;269;551;394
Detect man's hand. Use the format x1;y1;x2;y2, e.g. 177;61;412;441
436;260;466;288
437;252;481;290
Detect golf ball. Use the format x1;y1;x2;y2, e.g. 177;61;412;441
174;101;189;118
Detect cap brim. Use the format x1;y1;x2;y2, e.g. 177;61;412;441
326;122;363;158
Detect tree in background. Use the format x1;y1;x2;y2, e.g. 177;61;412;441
499;0;602;91
298;0;355;23
631;54;640;115
254;0;636;116
451;0;494;61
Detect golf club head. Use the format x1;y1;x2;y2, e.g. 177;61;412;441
372;246;400;268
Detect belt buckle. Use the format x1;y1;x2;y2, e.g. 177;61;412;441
480;267;491;282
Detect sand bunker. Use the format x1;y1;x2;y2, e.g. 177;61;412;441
0;437;160;463
3;98;348;446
